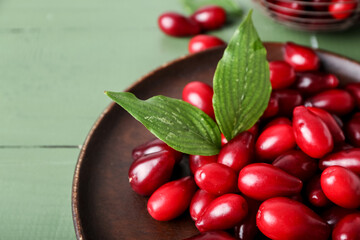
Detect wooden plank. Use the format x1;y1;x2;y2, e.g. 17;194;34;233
0;148;78;239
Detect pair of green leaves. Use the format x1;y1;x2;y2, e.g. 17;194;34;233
105;11;271;156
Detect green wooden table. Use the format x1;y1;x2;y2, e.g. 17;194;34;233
1;0;359;239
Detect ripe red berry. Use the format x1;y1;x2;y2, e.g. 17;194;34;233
262;93;279;118
321;166;360;209
256;197;331;240
158;12;200;37
195;194;248;232
269;61;295;90
284;42;320;72
217;132;254;172
305;89;355;116
132;138;182;163
188;35;225;54
319;148;360;175
238;163;303;201
295;72;339;96
332;213;360;239
306;175;331;207
293;106;333;158
272;150;317;182
345;82;360;108
345;113;360;147
190;5;227;30
329;0;358;20
147;176;197;221
220;133;228;146
195;163;238;195
128;151;175;196
190;189;217;221
182;81;214;119
255;124;296;162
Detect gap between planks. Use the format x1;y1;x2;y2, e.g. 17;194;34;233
0;145;82;149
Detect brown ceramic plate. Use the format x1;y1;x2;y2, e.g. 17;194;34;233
72;42;360;240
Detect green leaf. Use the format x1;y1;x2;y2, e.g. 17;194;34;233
180;0;242;20
213;10;271;141
105;91;221;156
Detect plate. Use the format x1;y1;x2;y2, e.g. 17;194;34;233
72;43;360;240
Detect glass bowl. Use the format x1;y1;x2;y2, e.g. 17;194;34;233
254;0;360;31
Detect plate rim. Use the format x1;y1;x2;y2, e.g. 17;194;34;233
71;42;360;240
